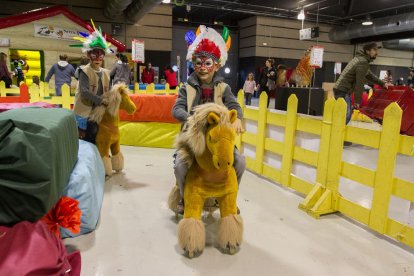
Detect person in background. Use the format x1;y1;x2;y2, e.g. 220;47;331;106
141;62;154;84
13;60;25;86
257;58;276;107
407;69;414;88
0;52;13;88
334;42;392;146
394;77;404;86
74;56;90;80
164;65;178;89
45;54;75;96
32;76;40;87
384;69;393;84
110;53;131;85
243;72;256;105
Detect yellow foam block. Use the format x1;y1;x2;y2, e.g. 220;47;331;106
351;109;373;123
119;122;181;149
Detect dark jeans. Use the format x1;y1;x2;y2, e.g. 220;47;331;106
84;121;99;144
1;76;12;88
333;88;352;125
259;87;270;107
245;93;253;105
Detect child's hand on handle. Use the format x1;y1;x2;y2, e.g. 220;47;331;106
233;118;245;135
384;83;393;89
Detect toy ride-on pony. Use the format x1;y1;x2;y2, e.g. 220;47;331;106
168;103;243;258
89;84;136;176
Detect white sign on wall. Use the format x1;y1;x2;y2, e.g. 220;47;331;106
34;24;79;41
299;28;312;40
310;46;324;68
334;62;342;74
0;38;10;47
379;70;388;80
132;39;145;63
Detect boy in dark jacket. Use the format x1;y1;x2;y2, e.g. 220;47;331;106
172;25;246;214
45;55;75;96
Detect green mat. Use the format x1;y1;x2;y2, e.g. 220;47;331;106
0;108;78;225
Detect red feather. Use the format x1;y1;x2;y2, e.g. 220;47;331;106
194;39;221;60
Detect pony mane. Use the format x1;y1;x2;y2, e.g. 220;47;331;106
89;84;127;124
175;103;233;167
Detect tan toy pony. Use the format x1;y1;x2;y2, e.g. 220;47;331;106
89;84;136;176
168;103;243;258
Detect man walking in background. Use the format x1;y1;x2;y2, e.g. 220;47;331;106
334;43;392;125
45;54;75;96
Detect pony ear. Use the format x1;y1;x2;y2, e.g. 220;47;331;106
207;112;220;125
229;109;237;124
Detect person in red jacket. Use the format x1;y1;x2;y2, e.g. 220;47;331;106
164;65;178;89
141;62;154;84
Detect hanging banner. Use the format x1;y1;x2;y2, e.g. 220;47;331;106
310;46;324;68
132;39;145;63
334;62;342;74
34;24;79;41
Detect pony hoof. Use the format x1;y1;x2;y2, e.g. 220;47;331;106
226;243;239;255
185;249;202;258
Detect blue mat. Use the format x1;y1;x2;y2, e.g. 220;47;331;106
61;140;105;238
139;84;166;90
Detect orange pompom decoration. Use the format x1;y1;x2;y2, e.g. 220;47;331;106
41;196;82;239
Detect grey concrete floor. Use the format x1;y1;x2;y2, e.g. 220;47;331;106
64;146;414;276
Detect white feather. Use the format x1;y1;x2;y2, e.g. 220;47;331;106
186;25;228;67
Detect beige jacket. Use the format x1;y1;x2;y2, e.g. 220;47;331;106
74;64;110;118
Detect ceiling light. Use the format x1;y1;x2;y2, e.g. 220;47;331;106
184;17;189;22
263;42;268;46
162;0;170;3
362;15;373;26
297;9;305;20
214;20;218;25
224;67;230;74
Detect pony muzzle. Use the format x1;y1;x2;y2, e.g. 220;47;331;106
213;155;234;171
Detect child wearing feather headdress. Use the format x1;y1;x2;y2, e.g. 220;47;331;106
172;25;246;214
71;20;114;143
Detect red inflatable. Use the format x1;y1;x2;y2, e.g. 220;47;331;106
359;86;414;136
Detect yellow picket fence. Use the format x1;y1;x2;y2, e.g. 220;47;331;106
0;81;181;109
236;91;414;249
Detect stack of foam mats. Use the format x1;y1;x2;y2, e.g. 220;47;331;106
0;220;81;275
119;94;181;148
61;140;105;238
0;108;78;225
359;86;414;136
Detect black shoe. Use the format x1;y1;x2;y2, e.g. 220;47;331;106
176;199;184;215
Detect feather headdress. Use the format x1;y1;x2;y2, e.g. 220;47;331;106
186;25;231;67
70;19;113;54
